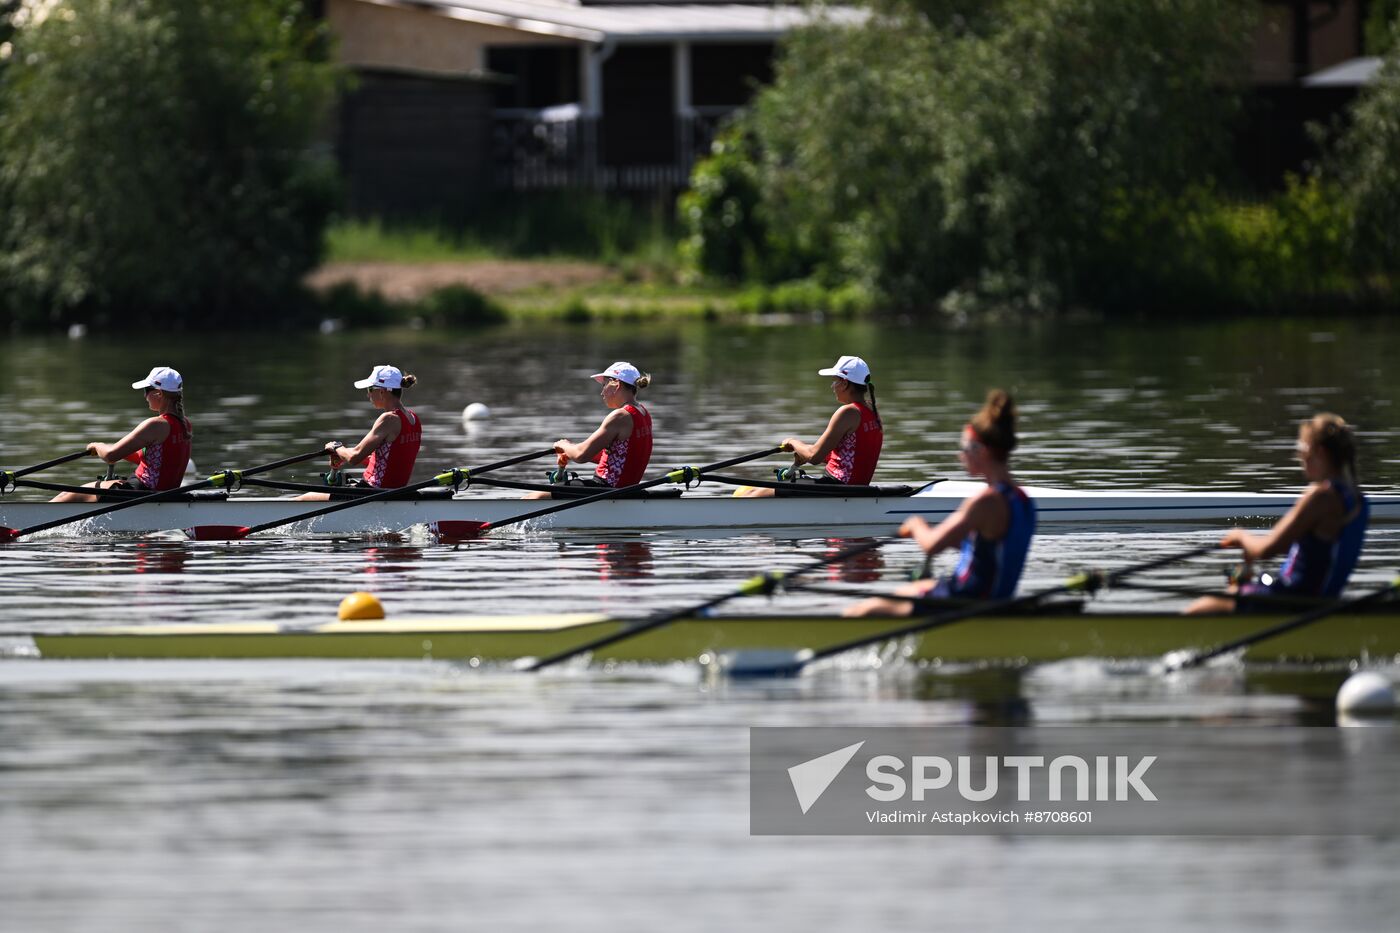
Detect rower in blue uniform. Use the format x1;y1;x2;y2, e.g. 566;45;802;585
845;389;1036;616
1187;412;1369;613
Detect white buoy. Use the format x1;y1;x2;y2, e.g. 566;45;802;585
1336;671;1396;715
66;323;87;340
462;402;491;421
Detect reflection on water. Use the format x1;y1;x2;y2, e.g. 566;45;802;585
585;540;655;581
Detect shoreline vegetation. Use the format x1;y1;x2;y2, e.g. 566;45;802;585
3;0;1400;333
309;218;879;329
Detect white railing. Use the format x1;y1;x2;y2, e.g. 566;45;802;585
492;108;734;191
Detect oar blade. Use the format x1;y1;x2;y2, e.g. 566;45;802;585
185;525;252;541
0;527;19;543
429;520;491;542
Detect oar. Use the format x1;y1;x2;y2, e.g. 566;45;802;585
0;449;326;542
188;447;558;540
524;534;891;671
739;541;1224;677
1162;576;1400;672
436;444;792;540
0;450;91;492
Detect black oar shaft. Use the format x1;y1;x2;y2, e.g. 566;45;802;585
1174;577;1400;670
238;448;557;536
3;450;91;480
795;542;1222;670
482;445;789;534
9;449;326;538
526;536;888;671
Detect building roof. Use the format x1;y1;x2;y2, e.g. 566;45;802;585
1303;56;1382;87
376;0;866;43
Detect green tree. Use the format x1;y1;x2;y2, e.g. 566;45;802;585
1337;12;1400;277
685;0;1255;312
1366;0;1400;53
0;0;341;329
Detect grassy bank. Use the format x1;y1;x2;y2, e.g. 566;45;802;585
316;210;878;327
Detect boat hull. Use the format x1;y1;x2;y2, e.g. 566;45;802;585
5;481;1397;534
31;610;1400;663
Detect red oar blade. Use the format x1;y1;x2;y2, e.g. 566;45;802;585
0;527;20;543
428;520;491;542
185;525;252;541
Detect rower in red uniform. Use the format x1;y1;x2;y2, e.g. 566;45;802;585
298;364;422;501
738;354;883;497
524;361;653;499
51;366;193;502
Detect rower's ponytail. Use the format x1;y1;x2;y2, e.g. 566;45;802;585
865;379;881;429
166;391;191;435
632;373;652;390
390;373;418;397
971;389;1017;460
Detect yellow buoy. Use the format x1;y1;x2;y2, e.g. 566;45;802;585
338;591;385;621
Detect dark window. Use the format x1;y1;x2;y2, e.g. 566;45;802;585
691;43;774;107
487;46;581;109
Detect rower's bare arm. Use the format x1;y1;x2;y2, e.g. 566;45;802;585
901;496;979;556
331;413;401;468
89;417;169;463
787;406;859;464
1224;487;1331;560
559;410;629;464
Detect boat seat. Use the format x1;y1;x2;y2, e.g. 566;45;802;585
326;486;458;501
772;483;915;498
95;488;231;502
541;486;684;500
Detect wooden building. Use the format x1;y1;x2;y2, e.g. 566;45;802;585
324;0;1386;217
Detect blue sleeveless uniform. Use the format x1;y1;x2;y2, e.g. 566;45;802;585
933;483;1037;599
1243;481;1367;601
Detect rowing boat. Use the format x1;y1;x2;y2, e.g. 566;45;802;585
30;605;1400;663
5;480;1399;535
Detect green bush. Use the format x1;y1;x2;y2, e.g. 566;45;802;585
1085;177;1355;313
417;284;506;327
685;0;1255;313
678;128;797;282
1336;15;1400;280
0;0;341;330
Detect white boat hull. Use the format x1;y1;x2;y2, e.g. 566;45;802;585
3;481;1397;536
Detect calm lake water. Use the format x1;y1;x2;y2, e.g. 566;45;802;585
2;317;1399;931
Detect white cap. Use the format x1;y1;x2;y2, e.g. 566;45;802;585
353;364;403;390
131;366;183;392
817;355;871;385
591;361;641;386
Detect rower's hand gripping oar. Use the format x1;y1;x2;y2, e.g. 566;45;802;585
747;541;1225;678
436;444;792;540
0;449;327;541
1162;575;1400;672
524;534;890;672
186;447;559;540
0;450;92;495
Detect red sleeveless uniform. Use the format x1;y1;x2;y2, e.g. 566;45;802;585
363;409;422;488
824;402;882;485
595;403;653;487
133;413;192;491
